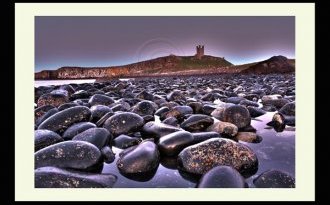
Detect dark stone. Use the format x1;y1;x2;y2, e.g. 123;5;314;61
70;90;90;100
90;105;113;122
202;104;218;115
51;89;69;96
206;121;238;137
88;94;115;106
35;105;55;122
37;92;69;107
180;114;214;132
35;141;102;169
167;90;186;101
201;93;214;101
132;100;157;116
191;132;221;144
95;112;115;127
239;99;259;107
135;90;154;101
58;102;79;111
262;105;277;112
119;98;141;107
59;84;75;96
35;108;59;127
235;132;262;143
101;146;116;164
113;134;142;149
155;106;170;116
72;128;111;149
266;112;286;132
210;103;234;120
162;117;179;127
178;169;200;184
160;101;180;109
110;103;130;112
201;93;225;102
253;169;295;188
221;105;251;129
197;166;246;188
247;106;266;118
178;138;258;177
279;102;295;116
38;106;91;134
35;130;63;152
160;156;179;170
158;131;194;157
154;98;168;107
117;140;160;174
141;121;182;139
262;98;290;109
165;106;193;121
283;115;295;126
103;112;145;137
118;166;159;182
62;122;96;140
239;125;257;132
225;97;245;104
35;166;117;188
114;82;127;91
244;94;259;101
187;102;203;114
142;115;155;123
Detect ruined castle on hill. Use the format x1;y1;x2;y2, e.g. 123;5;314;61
35;45;237;80
195;45;205;59
194;45;225;60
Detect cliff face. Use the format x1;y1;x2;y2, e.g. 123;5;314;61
241;56;295;74
35;55;233;80
35;55;295;80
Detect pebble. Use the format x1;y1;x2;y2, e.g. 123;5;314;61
206;121;238;137
62;122;96;140
158;131;194;156
90;105;113;122
113;134;142;149
220;105;251;129
253;169;295;188
35;166;117;188
197;166;246;188
37;92;69;107
180;114;214;132
38;106;91;134
178;138;258;177
72;128;111;149
35;141;102;169
117;140;160;174
141;121;182;139
35;129;63;152
88;94;115;106
103;112;145;137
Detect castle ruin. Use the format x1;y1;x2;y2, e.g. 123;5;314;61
195;45;204;59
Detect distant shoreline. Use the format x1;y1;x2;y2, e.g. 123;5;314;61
35;78;96;81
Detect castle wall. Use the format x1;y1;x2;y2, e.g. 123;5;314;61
196;45;204;59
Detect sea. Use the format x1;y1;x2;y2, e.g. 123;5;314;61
34;79;96;87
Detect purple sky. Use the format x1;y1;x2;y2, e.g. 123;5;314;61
35;16;295;71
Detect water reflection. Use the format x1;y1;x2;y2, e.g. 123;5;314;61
160;156;179;170
102;112;295;188
119;165;159;182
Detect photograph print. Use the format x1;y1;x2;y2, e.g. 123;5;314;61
34;16;295;188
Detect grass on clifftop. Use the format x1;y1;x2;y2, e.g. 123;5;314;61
177;56;233;69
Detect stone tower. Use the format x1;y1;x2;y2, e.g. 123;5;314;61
196;45;204;59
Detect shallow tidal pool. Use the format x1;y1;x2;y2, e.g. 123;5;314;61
101;112;295;188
